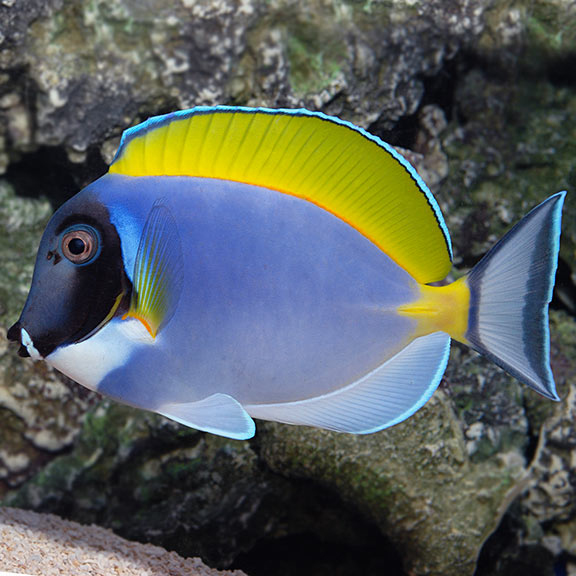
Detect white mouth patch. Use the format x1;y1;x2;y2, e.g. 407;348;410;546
46;317;144;393
21;328;42;361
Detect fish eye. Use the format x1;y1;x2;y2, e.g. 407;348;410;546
61;226;100;265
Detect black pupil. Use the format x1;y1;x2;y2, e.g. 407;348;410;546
69;237;86;255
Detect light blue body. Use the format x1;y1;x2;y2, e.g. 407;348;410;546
85;174;419;412
10;105;565;439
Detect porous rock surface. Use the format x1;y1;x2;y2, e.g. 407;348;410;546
0;1;575;576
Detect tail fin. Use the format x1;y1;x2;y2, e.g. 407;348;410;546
464;192;566;400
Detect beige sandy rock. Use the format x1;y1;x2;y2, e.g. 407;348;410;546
0;507;247;576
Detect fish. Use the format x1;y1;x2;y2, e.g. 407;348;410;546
7;106;566;440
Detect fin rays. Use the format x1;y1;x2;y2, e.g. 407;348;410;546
245;332;451;434
110;106;452;283
159;393;256;440
465;192;565;400
126;201;184;338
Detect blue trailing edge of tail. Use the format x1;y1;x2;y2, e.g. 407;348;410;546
465;192;566;400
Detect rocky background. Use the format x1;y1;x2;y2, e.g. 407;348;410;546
0;1;575;575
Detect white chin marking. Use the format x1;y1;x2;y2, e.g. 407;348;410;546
21;328;42;361
46;318;151;393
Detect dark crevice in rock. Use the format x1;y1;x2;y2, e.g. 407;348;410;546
450;53;522;129
370;111;420;150
516;46;576;88
233;531;404;576
523;413;542;469
232;478;406;576
546;51;576;87
369;53;466;149
475;503;556;576
552;257;576;317
420;54;464;121
5;145;107;208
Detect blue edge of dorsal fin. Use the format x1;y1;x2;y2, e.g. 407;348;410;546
111;105;452;261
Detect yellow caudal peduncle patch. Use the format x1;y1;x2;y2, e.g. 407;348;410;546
110;107;453;283
397;277;471;343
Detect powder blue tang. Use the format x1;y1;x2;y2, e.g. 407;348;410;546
7;106;565;439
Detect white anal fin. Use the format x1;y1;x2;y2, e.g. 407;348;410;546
245;332;451;434
158;393;256;440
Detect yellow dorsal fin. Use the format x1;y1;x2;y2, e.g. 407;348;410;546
110;107;452;283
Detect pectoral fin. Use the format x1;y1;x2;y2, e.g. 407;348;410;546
157;393;256;439
124;201;183;338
